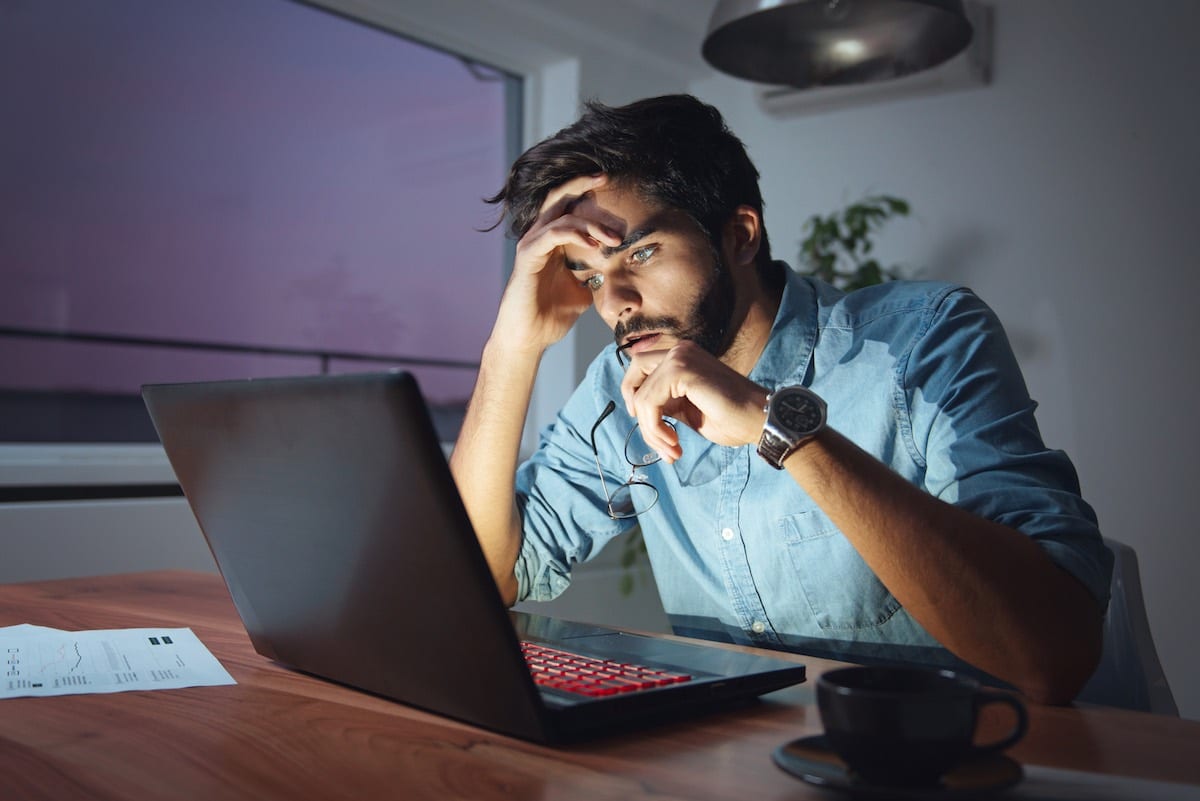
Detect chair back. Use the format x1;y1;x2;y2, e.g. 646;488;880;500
1077;538;1178;715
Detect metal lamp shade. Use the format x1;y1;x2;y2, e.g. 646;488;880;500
702;0;974;88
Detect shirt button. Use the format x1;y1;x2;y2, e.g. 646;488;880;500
721;527;735;541
750;620;766;634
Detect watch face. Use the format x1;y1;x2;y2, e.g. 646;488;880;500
777;391;823;434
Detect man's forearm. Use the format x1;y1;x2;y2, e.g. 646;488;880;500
449;338;543;606
452;174;619;604
784;428;1103;704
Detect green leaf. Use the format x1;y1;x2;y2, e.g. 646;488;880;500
797;193;915;291
858;260;883;286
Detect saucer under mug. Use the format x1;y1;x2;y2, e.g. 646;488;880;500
773;734;1024;799
816;666;1028;787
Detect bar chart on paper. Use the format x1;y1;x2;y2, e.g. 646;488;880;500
2;624;235;698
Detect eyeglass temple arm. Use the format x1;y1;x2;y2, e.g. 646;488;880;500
589;399;618;454
589;400;620;518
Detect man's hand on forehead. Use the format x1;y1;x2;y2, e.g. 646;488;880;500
536;175;628;245
495;175;623;352
536;174;608;226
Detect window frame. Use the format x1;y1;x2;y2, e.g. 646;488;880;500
0;0;581;493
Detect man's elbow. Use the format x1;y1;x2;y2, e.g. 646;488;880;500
497;574;520;608
1015;611;1104;706
1018;671;1089;707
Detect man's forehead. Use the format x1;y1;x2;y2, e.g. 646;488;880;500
565;191;683;236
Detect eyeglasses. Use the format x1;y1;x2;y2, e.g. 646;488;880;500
589;400;675;519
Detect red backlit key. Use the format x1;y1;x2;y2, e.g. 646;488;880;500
520;641;691;697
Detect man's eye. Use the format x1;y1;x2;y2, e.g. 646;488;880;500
631;245;657;263
582;274;604;291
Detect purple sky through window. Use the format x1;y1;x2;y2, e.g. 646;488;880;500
0;0;514;406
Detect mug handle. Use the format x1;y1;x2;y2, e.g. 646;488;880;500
971;691;1029;754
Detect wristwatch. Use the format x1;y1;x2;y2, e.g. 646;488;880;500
757;386;827;469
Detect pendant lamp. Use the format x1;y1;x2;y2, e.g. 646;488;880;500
702;0;974;89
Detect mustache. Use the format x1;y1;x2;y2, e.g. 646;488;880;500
613;315;683;348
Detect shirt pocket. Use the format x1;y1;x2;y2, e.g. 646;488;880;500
779;510;901;631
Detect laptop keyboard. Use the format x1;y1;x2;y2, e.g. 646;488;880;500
520;641;693;697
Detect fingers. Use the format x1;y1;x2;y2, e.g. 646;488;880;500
535;174;608;229
497;174;623;352
516;215;620;274
620;349;684;462
620;342;770;459
497;172;630;354
619;356;651;419
526;174;623;257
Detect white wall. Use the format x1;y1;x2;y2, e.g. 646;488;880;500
667;0;1200;717
0;499;215;582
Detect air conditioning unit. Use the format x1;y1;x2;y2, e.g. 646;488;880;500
756;1;993;117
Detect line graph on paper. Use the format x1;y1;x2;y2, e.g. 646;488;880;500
8;639;96;690
1;626;236;698
31;640;85;683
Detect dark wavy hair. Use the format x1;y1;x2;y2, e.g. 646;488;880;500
486;94;774;274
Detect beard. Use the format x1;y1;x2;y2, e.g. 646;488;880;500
613;251;737;359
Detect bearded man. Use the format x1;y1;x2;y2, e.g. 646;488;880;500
449;94;1111;705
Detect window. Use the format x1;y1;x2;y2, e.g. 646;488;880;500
0;0;521;445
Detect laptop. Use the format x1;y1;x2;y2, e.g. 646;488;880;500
142;371;806;743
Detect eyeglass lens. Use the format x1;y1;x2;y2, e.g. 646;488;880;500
608;420;676;518
608;481;658;519
624;423;666;467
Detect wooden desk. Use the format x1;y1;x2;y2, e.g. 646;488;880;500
2;571;1199;800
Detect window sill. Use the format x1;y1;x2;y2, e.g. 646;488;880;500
0;444;176;487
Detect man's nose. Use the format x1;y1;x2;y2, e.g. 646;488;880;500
595;271;641;323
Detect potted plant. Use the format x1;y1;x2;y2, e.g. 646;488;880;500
797;194;911;290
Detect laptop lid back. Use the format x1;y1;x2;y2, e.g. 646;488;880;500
143;371;551;741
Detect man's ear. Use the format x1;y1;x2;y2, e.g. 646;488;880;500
721;205;762;269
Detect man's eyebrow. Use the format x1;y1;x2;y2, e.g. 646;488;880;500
602;227;657;258
564;227;659;272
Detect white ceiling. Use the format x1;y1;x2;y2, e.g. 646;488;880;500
463;0;720;82
530;0;715;49
313;0;720;85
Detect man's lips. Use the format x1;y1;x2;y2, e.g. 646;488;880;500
620;332;665;354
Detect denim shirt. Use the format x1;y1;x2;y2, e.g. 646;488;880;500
514;267;1111;666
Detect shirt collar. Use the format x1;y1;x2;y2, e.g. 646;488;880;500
668;265;820;484
747;263;820;390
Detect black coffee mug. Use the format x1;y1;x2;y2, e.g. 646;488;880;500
817;666;1027;787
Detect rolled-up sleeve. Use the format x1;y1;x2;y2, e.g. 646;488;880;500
513;366;636;602
901;288;1113;607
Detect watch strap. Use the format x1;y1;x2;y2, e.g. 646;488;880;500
757;425;793;470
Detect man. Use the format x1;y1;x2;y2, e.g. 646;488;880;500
450;94;1111;704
